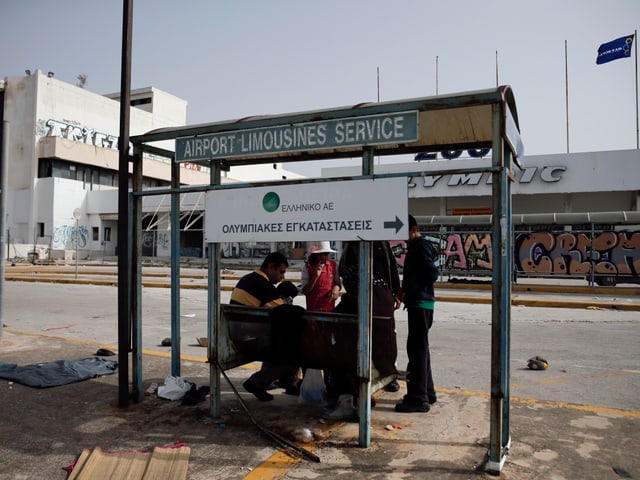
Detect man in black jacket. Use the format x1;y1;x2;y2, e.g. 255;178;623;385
396;214;440;413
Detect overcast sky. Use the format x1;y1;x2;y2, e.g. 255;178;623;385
1;0;639;176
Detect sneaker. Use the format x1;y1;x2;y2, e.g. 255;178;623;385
384;379;400;392
243;379;273;402
395;400;430;413
322;394;357;421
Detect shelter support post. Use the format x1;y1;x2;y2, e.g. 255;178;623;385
357;146;375;447
131;154;144;402
357;240;373;447
116;0;133;409
488;103;513;473
208;161;222;418
170;161;181;376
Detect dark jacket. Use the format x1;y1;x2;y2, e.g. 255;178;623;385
402;236;439;307
339;241;401;297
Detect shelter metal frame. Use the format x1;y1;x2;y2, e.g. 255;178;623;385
125;86;522;473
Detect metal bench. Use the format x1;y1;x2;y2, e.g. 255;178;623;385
215;303;396;393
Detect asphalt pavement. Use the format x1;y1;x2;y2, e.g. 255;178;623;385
0;271;639;479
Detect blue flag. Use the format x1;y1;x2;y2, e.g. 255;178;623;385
596;34;635;64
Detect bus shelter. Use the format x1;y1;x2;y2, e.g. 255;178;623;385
127;86;523;473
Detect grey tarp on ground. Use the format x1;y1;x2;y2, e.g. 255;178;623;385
0;357;118;388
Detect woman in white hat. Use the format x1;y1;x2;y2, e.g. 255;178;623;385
300;241;341;312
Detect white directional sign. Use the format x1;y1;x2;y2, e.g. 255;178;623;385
204;177;408;242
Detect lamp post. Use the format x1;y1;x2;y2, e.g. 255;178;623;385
73;209;82;279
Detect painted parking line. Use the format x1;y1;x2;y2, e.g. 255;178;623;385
435;385;640;419
7;327;640;421
5;328;640;480
6;328;639;420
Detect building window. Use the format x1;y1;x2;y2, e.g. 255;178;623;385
76;166;86;182
37;222;45;238
37;158;53;178
99;171;111;186
92;227;99;241
104;227;111;242
131;97;152;106
52;161;72;179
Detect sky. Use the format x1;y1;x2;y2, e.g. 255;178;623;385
1;0;639;177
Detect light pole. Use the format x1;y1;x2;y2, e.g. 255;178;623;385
73;209;82;279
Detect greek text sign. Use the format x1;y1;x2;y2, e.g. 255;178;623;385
176;111;419;162
204;178;408;242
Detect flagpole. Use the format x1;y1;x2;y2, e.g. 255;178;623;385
377;66;381;165
635;29;638;149
435;56;439;95
565;40;570;153
496;50;499;87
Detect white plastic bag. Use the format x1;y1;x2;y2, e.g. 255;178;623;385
157;375;193;401
298;369;327;406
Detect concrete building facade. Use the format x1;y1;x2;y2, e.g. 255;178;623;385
323;148;640;219
0;70;300;261
2;72;638;273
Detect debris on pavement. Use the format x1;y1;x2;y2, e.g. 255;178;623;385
527;356;549;370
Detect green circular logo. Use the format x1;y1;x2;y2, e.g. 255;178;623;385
262;192;280;213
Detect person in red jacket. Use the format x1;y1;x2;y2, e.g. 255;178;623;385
301;242;341;312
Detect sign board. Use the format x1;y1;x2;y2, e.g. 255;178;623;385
176;111;419;162
204;177;408;242
505;106;524;161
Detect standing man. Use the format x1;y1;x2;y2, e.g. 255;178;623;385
230;252;299;401
301;241;341;312
322;240;401;420
396;215;439;413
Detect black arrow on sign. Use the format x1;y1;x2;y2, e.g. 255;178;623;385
384;216;404;233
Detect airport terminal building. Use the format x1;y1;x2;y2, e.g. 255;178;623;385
1;72;638;280
0;70;300;261
323;148;640;221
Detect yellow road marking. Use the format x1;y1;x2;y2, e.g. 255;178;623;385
435;386;640;418
5;328;638;420
4;328;640;480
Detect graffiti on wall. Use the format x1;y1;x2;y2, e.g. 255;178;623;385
53;224;88;249
391;233;491;271
392;230;640;280
516;231;640;277
157;232;169;251
437;233;493;271
39;119;210;173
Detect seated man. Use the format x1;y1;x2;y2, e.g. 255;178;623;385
230;252;300;401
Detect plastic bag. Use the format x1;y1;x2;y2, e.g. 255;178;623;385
298;368;327;406
157;375;193;401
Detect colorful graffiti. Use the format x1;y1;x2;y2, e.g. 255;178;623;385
392;230;640;282
391;233;492;271
53;224;88;249
516;231;640;278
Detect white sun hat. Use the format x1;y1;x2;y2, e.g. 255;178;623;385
311;241;336;254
